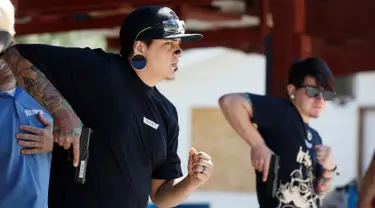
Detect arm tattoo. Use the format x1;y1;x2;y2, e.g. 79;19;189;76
241;93;252;103
1;46;82;136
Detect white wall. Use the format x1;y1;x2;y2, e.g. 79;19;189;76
155;47;375;208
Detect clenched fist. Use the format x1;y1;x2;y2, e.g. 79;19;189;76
315;144;335;170
187;147;213;188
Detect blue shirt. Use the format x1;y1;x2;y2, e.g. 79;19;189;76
0;86;53;208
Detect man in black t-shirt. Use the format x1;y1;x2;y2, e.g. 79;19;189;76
1;5;214;208
219;58;338;208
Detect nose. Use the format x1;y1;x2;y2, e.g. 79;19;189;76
315;92;324;101
174;43;183;57
175;49;183;56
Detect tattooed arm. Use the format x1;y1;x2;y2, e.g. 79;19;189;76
1;46;82;167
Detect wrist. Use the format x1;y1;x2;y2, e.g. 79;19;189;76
250;139;265;149
320;175;333;180
323;164;337;171
186;175;200;190
323;164;339;177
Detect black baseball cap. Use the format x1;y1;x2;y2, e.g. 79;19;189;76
119;5;202;55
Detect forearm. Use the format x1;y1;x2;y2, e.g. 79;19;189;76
1;46;82;135
218;94;265;148
152;176;196;207
318;170;334;197
358;158;375;206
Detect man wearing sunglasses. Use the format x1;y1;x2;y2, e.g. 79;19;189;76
1;5;213;208
219;57;337;208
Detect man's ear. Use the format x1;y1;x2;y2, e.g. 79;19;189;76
287;84;296;97
132;41;145;55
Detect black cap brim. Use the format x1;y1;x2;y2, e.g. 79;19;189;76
164;33;203;42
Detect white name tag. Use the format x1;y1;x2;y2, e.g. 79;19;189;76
143;117;159;130
24;109;43;116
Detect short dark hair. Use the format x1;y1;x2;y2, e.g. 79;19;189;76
120;39;153;58
288;57;335;91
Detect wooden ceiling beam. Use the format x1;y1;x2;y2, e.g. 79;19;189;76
16;0;126;15
16;0;213;15
311;39;375;76
15;8;259;35
15;15;125;35
17;6;242;22
131;0;213;7
306;0;375;40
181;4;243;21
15;2;243;35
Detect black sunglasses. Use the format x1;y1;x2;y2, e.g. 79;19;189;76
303;86;336;101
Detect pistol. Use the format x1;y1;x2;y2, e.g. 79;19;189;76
266;154;280;198
68;127;93;184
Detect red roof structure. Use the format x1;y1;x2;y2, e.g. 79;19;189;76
11;0;375;97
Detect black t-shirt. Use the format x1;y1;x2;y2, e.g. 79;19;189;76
248;93;324;208
14;44;183;208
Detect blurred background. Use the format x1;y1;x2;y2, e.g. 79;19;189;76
12;0;375;207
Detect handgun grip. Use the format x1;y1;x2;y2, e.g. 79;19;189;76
266;154;280;198
68;127;92;161
69;127;93;184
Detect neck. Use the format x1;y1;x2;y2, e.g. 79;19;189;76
0;81;16;91
291;100;311;124
134;68;161;87
127;56;160;87
300;114;311;124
